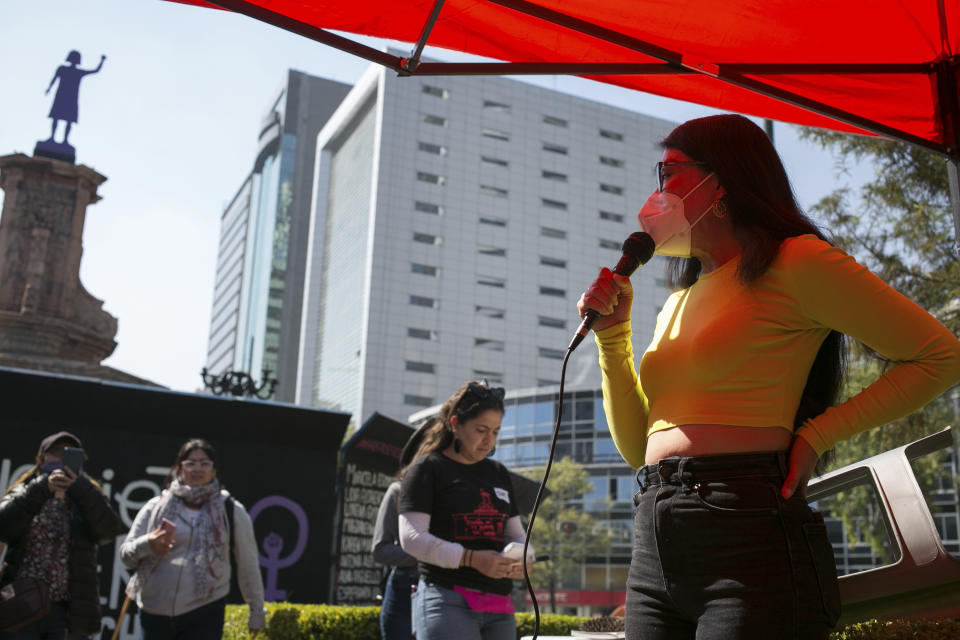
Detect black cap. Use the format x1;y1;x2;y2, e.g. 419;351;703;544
38;431;82;457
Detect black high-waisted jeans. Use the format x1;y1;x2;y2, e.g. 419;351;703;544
626;452;840;640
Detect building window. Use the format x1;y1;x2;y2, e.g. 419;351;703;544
541;226;567;239
539;347;565;360
404;393;434;407
475;338;506;351
543;115;568;127
474;370;503;384
543;142;568;155
478;245;506;257
411;263;438;276
417;171;446;185
481;156;509;167
480;184;508;198
483;100;511;113
415;201;442;215
541;198;568;210
599;128;624;141
539;286;565;298
539;316;567;329
476;305;506;318
600;155;624;168
421;113;447;127
599;238;620;250
406;360;436;373
422;85;449;98
419;141;447;155
408;327;437;340
540;256;566;268
413;231;441;245
477;275;506;288
482;128;510;142
537;379;561;387
480;216;508;227
542;170;568;182
599;210;624;223
409;295;438;308
600;183;624;195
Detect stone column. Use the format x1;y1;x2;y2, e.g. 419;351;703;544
0;153;117;365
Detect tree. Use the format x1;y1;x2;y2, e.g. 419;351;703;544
518;457;612;613
800;128;959;552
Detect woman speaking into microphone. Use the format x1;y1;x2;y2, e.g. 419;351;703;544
577;114;960;640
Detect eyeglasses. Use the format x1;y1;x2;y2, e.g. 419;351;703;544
656;161;708;192
181;460;213;470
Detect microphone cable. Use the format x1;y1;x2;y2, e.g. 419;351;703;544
518;345;574;640
518;231;654;639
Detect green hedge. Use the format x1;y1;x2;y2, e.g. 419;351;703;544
830;618;960;640
224;604;585;640
224;605;959;640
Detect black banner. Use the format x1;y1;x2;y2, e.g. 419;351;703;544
0;367;348;639
330;413;414;605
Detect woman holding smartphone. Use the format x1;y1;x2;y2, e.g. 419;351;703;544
399;381;530;640
120;439;266;640
0;431;125;640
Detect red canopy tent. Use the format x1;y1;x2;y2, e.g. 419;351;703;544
169;0;960;247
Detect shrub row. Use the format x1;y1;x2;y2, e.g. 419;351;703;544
224;604;959;640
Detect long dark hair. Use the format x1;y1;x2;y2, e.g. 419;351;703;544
661;114;845;432
166;439;219;488
411;381;506;463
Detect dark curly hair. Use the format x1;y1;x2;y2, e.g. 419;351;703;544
410;380;506;463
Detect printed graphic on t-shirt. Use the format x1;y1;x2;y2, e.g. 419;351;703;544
452;490;506;541
494;487;510;503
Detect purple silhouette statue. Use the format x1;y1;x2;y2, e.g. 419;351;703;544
35;50;105;163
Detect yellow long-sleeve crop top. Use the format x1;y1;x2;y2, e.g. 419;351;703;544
595;234;960;469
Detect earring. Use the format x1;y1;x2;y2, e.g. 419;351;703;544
453;438;462;454
712;198;728;218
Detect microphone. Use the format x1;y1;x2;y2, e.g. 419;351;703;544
567;232;656;352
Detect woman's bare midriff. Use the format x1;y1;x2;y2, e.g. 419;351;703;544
644;424;794;465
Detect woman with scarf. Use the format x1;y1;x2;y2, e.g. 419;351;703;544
120;439;265;640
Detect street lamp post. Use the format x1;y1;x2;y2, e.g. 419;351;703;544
200;368;278;400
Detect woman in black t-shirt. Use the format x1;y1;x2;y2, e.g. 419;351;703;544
398;381;529;640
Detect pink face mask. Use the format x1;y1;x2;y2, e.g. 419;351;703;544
637;172;716;257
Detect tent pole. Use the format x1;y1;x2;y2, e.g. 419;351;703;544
948;159;960;263
401;0;447;74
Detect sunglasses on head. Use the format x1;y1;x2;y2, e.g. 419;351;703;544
465;382;505;402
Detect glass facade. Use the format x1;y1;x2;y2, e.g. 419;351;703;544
236;147;283;375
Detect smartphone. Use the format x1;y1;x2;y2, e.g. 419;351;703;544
502;542;535;563
159;518;177;542
62;447;84;475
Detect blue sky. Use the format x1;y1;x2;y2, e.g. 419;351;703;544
0;0;867;392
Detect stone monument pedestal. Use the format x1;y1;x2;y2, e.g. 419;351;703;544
0;153;157;385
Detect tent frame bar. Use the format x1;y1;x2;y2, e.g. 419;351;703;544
401;0;447;74
486;0;952;157
203;0;953;158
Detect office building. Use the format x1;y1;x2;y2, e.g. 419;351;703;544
205;71;351;402
296;62;675;422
